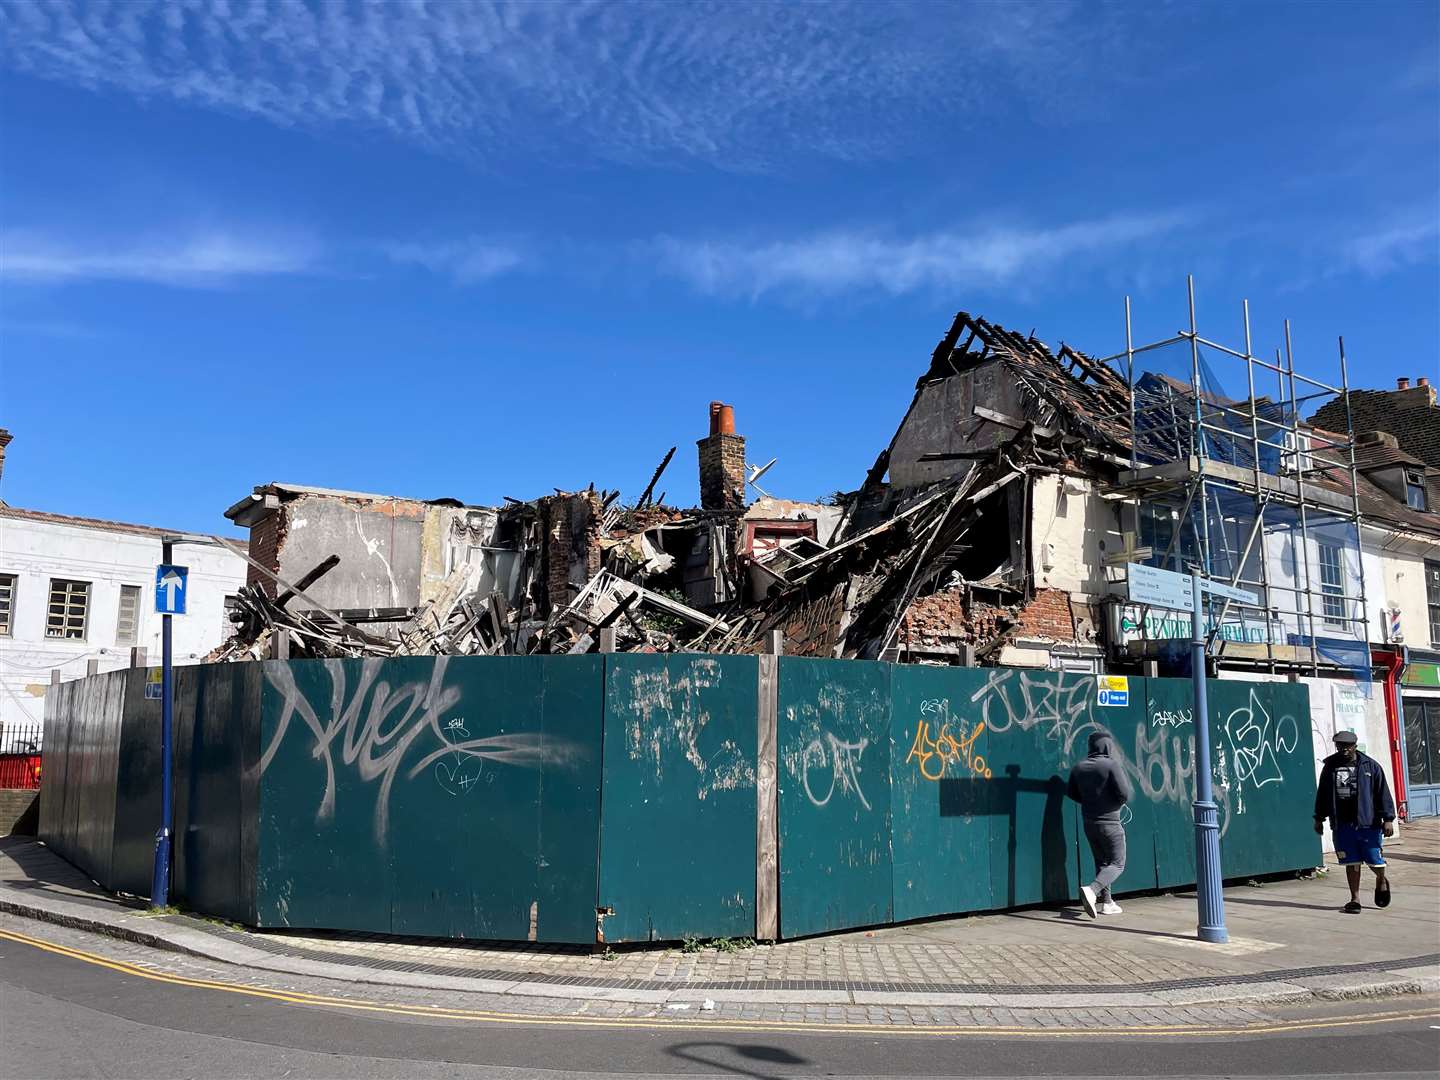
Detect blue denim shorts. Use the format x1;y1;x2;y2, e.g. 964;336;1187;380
1334;824;1385;867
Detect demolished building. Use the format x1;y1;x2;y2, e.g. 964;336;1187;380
215;404;842;661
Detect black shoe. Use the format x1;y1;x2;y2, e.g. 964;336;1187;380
1342;900;1362;914
1375;881;1391;909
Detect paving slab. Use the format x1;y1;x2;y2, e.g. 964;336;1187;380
3;819;1437;1015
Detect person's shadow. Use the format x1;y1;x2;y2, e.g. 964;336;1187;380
939;765;1070;907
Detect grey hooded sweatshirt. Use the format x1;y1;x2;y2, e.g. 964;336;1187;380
1066;731;1134;822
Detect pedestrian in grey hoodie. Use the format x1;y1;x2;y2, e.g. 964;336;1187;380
1067;730;1133;918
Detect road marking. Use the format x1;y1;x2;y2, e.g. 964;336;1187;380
0;926;1435;1039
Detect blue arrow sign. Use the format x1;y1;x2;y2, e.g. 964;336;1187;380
155;564;189;615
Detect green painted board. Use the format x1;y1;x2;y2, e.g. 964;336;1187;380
777;658;892;938
256;658;395;931
1209;679;1321;880
598;654;758;943
958;668;1091;909
536;655;606;944
255;656;605;942
1135;678;1201;890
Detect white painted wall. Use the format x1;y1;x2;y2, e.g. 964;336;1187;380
0;513;247;734
1030;476;1125;598
1369;530;1440;650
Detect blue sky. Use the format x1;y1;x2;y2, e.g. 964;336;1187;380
1;0;1436;536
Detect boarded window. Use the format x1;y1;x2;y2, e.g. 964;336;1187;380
116;585;142;645
45;578;90;640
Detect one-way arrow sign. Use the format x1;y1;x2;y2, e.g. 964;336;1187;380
155;564;189;615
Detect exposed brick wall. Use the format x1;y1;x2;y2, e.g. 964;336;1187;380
0;788;39;835
900;586;1097;653
697;433;746;511
1014;588;1077;641
540;491;604;614
246;510;286;598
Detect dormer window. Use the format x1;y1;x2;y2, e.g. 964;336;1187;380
1406;470;1428;511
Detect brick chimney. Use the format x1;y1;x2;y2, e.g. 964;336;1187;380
697;402;746;510
0;429;12;489
1397;377;1410;390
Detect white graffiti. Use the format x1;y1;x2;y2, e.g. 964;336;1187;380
800;733;872;810
261;657;578;843
969;670;1103;760
1223;688;1299;790
434;718;484;797
1149;703;1193;728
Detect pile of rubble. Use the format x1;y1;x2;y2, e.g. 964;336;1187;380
212;312;1130;665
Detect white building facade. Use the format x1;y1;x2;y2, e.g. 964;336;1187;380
0;506;248;736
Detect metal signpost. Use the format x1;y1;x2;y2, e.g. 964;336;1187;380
1127;563;1258;944
151;549;187;908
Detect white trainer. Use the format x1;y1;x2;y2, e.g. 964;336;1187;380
1099;900;1123;915
1079;885;1098;919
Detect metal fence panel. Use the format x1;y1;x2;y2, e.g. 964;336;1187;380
777;657;892;938
599;654;758;943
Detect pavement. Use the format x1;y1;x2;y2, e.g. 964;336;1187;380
2;819;1438;1033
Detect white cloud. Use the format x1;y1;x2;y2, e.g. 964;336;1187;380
653;212;1194;300
1;230;319;286
1343;216;1440;277
0;1;1119;168
383;237;525;284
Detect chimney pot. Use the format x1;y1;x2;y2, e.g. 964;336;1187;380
1419;377;1430;387
717;404;735;435
1397;377;1410;390
708;401;723;436
0;428;12;487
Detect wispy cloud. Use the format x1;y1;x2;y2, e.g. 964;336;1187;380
1;230;319;287
653;212;1194;300
1343;215;1440;277
383;237;526;284
0;1;1119;169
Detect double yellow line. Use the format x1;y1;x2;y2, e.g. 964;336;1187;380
1;926;1434;1039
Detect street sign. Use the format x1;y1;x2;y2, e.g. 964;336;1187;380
1198;577;1260;605
1125;563;1194;612
155;564;188;615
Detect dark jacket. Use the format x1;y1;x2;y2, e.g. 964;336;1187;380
1066;731;1133;822
1314;750;1395;829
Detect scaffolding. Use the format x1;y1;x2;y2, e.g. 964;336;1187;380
1098;277;1370;677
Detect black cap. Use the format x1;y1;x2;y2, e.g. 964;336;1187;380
1333;730;1358;746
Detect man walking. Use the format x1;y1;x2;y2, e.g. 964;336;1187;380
1067;730;1133;918
1314;730;1396;914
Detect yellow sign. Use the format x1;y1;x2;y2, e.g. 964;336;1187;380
1098;676;1129;693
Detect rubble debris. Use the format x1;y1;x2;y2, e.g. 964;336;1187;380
210;330;1119;667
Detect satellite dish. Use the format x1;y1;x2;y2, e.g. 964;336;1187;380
747;458;778;499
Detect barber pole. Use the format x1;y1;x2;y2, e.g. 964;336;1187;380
1387;608;1403;643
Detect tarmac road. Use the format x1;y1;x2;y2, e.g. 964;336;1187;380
1;924;1437;1080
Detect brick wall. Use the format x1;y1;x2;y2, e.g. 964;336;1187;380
900;586;1096;653
697;433;746;511
1014;588;1078;640
541;491;604;614
0;788;39;835
246;510;286;597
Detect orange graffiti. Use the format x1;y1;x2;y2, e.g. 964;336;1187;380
906;719;992;782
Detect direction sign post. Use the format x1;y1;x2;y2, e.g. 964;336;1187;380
150;549;185;909
1189;573;1229;944
1127;563;1237;943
